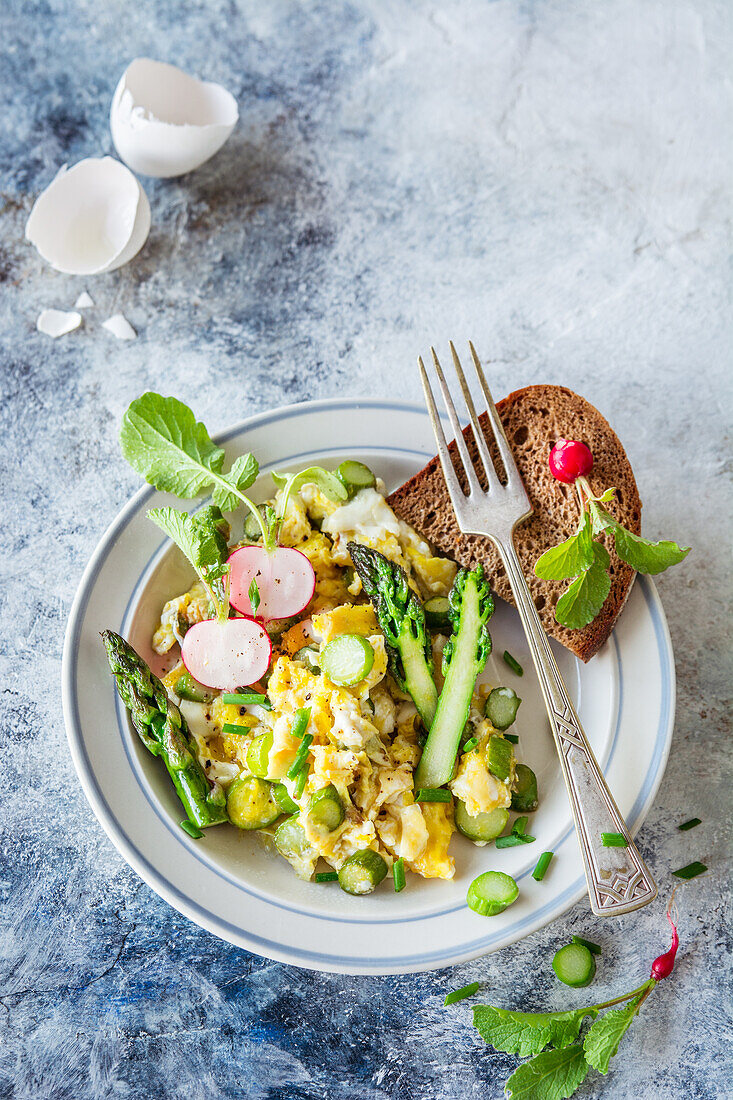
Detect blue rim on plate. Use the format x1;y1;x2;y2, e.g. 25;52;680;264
62;398;675;972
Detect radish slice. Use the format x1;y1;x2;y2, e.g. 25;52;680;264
181;618;272;690
228;546;316;621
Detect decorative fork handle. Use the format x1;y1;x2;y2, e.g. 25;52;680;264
496;537;657;916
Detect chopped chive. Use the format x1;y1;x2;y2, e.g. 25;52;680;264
601;832;628;847
463;737;479;753
291;707;311;739
444;981;480;1006
393;857;406;892
678;818;701;831
503;651;524;676
504;733;519;744
315;871;338;883
222;722;251;735
496;833;536;848
532;851;554;881
222;692;271;708
513;815;529;836
672;861;707;880
286;734;313;780
293;766;308;799
180;820;204;839
572;935;602;955
415;788;452;803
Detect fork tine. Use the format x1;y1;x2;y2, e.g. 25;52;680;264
418;357;468;515
468;341;521;486
429;347;481;495
449;340;501;491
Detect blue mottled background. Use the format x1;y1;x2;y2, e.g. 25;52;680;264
1;1;731;1098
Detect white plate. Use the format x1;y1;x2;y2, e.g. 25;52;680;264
62;399;675;975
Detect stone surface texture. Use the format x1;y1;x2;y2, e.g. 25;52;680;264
1;1;731;1098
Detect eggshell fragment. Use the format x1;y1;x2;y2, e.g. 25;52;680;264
111;58;238;178
74;291;95;308
25;157;150;275
36;309;82;337
102;313;137;340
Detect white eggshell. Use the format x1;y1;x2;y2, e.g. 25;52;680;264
74;291;95;308
36;309;82;337
102;313;137;340
25;157;151;275
110;58;238;178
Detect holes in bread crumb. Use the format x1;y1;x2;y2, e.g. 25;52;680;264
535;594;546;611
513;426;528;446
616;490;623;505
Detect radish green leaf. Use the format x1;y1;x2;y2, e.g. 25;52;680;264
147;505;230;616
613;526;690;575
535;512;594;581
504;1044;589;1100
554;543;611;630
473;1005;598;1058
121;392;259;511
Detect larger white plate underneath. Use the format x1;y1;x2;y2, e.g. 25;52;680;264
62;399;674;974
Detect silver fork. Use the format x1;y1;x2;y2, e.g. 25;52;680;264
419;342;657;916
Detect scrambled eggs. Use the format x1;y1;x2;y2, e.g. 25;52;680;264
155;478;519;885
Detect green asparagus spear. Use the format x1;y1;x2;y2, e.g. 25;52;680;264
102;630;228;829
347;541;438;727
414;565;494;789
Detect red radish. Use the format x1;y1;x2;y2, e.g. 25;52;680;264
181;617;272;690
548;438;594;483
650;895;679;981
228;546;316;621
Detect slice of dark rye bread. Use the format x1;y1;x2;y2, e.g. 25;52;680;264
388;385;642;662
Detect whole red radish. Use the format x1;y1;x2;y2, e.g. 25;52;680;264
548;438;593;483
228;545;316;621
650;902;679;981
181;617;272;690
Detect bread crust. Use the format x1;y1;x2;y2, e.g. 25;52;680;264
388;385;641;661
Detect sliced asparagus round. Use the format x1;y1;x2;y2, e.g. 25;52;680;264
338;849;388;895
226;776;281;830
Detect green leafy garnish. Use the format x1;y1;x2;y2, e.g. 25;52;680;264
121;392;268;541
214;453;259;514
534;475;690;631
535;512;595;581
474;976;661;1099
612;525;690;574
505;1044;589;1100
553;542;611;630
148;505;230;619
582;996;644;1075
473;1005;597;1058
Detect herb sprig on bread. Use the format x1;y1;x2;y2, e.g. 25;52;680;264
535;439;690;629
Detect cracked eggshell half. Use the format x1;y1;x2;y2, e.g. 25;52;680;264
25;157;151;275
111;58;238;178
